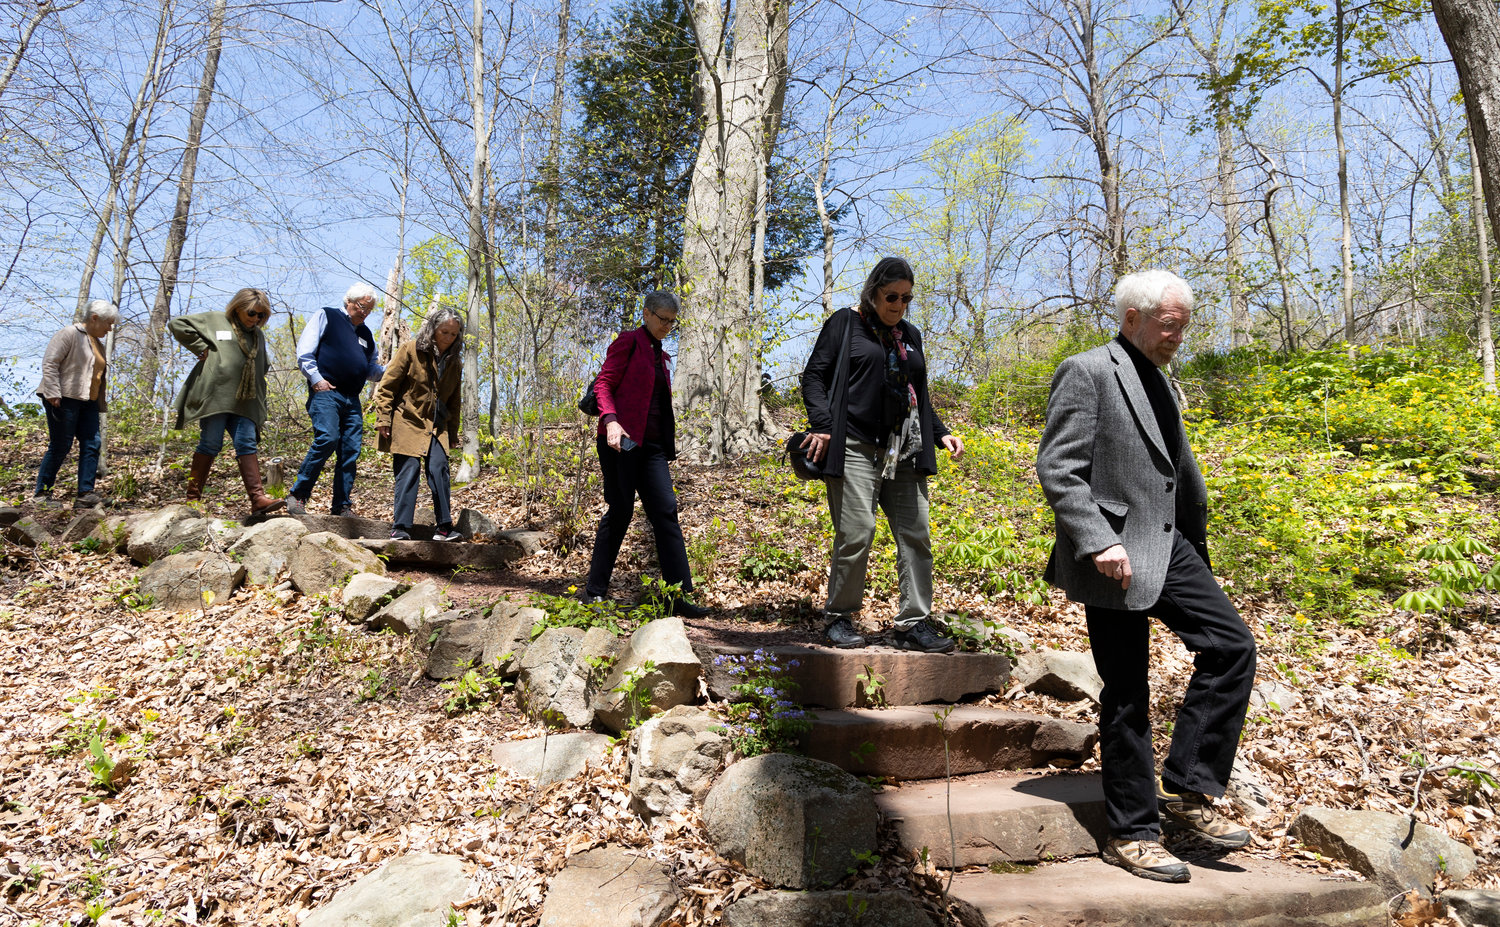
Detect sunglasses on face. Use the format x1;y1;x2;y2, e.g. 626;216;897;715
245;309;270;322
883;293;914;305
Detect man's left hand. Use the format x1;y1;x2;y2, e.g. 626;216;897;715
313;380;334;392
941;434;965;460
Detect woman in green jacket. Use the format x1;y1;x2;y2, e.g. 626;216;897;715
168;287;285;515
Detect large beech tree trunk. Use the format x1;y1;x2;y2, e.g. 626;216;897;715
674;0;790;461
455;0;489;483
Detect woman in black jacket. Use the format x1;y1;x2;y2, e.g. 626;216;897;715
800;256;964;652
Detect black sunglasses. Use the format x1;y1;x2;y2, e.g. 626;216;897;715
883;293;914;305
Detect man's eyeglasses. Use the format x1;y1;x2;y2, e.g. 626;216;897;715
883;292;914;305
1139;310;1191;335
648;308;679;330
347;300;375;314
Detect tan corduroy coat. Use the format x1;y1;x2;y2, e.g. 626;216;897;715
373;340;462;458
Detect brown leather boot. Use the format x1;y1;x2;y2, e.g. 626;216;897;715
186;452;214;502
236;453;286;515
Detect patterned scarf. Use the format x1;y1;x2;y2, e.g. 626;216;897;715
229;313;260;402
859;308;922;477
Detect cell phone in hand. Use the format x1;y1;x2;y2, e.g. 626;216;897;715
620;436;638;451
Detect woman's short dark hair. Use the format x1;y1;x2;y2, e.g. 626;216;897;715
859;257;915;313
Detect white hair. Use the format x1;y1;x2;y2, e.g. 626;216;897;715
1115;270;1194;322
344;281;378;305
82;300;120;324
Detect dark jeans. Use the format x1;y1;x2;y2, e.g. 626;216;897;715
36;397;101;495
585;437;692;598
1085;531;1257;841
195;413;258;457
392;436;451;531
290;389;364;512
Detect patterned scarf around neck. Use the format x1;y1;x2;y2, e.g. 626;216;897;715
229;313;260;402
859;307;922;477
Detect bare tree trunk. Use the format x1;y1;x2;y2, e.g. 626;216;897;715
75;0;173;317
144;0;227;400
0;1;73;104
380;141;412;365
1472;134;1497;389
1248;139;1296;352
1334;0;1355;346
455;0;489;483
1434;0;1500;335
675;0;791;461
542;0;570;286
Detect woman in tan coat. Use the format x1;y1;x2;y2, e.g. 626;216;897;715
34;300;118;508
374;307;463;541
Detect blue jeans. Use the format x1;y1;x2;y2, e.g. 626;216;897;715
289;389;364;512
195;413;258;457
36;397;101;496
392;436;451;532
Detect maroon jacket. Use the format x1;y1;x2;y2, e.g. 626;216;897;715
593;326;676;458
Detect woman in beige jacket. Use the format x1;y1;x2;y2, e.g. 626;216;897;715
374;307;463;541
34;300;118;508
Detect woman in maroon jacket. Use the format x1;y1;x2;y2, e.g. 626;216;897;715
582;291;709;618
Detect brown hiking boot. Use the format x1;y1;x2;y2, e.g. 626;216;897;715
236;453;286;516
185;452;214;502
1158;778;1251;849
1101;838;1190;883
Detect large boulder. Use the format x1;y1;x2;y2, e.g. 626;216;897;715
87;515;131;553
492;732;614;786
517;626;622;729
426;616;492;680
302;852;472;927
1442;890;1500;927
1288;807;1477;898
228;517;309;585
126;505;240;564
628;706;728;818
703;753;877;889
368;580;444;635
592;617;702;733
723;891;938;927
1012;649;1103;704
539;846;676;927
482;601;538;675
456;507;497;539
341;573;409;623
137;551;246;612
4;516;53;548
59;512;104;545
291;531;385;597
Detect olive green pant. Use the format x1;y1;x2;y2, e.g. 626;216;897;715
823;439;933;629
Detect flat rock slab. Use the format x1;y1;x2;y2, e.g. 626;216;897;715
950;855;1385;927
356;537;530;570
798;706;1096;780
876;773;1107;867
695;643;1010;709
539;845;676;927
492;732;614;786
303;852;472;927
723;890;938;927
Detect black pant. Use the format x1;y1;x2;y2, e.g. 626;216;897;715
1085;531;1256;840
392;436;451;532
585;437;692;597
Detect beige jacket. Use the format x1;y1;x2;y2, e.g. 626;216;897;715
373;340;462;458
37;323;108;412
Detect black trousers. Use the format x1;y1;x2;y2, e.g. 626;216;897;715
1085;531;1256;840
392;436;451;532
585;437;692;597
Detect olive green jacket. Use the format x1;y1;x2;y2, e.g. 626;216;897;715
373;340;461;458
169;311;270;430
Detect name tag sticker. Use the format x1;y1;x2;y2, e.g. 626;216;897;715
359;339;370;350
215;330;233;341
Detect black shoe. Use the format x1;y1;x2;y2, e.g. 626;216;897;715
286;496;307;515
579;591;612;606
432;527;462;542
825;618;866;649
390;529;412;541
336;504;356;517
671;597;711;619
74;492;107;509
892;619;956;654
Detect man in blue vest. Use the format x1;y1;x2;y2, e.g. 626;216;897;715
286;283;385;516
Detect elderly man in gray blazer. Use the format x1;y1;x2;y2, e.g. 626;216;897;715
1037;270;1256;884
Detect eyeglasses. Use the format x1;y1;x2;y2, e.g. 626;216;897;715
1139;310;1191;335
245;309;271;322
883;292;914;305
347;300;375;314
647;307;679;330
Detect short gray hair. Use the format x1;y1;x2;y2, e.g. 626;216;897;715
414;306;464;358
82;300;120;324
643;290;680;315
1115;270;1194;322
344;282;378;306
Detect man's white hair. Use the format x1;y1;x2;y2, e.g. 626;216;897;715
344;281;378;306
82;299;120;324
1114;270;1194;322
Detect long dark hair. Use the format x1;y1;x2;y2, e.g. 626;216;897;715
858;257;915;316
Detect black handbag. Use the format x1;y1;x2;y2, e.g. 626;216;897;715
787;309;853;480
578;376;601;416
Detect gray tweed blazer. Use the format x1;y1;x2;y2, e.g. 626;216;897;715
1035;339;1210;610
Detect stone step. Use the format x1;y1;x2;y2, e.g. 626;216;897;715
949;855;1385;927
875;772;1107;867
692;641;1011;709
796;706;1096;780
244;512;548;570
